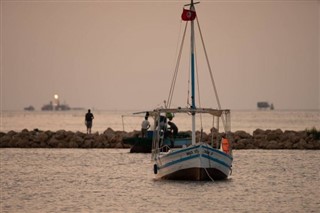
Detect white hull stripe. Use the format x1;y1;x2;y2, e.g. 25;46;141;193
158;153;231;170
202;154;231;169
202;145;233;160
162;144;233;161
164;145;201;157
159;154;200;169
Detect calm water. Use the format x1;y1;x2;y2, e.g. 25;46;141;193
1;110;320;134
0;149;319;213
1;110;319;212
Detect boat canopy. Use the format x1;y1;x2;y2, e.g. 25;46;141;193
136;107;230;117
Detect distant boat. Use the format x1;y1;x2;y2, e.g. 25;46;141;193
41;94;71;111
41;102;70;111
24;105;35;111
257;102;274;110
270;103;274;110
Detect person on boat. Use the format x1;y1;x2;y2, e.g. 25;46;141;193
167;119;178;148
85;109;94;134
221;136;230;154
159;115;167;131
141;116;150;138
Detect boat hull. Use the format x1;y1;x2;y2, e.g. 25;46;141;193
160;167;228;181
154;143;232;180
123;137;152;153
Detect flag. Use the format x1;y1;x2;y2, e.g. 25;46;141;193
181;9;196;21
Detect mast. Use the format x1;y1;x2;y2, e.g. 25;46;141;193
190;0;196;145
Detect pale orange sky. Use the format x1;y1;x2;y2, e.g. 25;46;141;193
1;0;319;110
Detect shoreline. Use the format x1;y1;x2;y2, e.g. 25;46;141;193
0;128;319;149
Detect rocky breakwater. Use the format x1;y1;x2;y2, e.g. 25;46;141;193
0;128;132;149
0;128;319;149
198;128;319;150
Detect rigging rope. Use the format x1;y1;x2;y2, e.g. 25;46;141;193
194;41;204;138
166;11;228;133
195;16;227;131
167;22;188;108
195;17;221;110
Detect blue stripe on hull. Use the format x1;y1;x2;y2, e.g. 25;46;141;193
159;154;200;169
163;144;233;161
202;154;231;169
202;145;233;160
158;153;231;170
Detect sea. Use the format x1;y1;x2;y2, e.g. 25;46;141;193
1;110;320;213
1;109;320;134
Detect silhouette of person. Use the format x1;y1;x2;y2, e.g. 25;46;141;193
168;120;178;147
85;109;94;134
141;116;151;138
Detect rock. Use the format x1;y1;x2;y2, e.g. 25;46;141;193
0;132;6;138
234;130;252;139
48;137;60;147
36;132;49;143
265;140;279;149
235;139;247;149
253;128;265;136
68;140;79;148
0;135;11;147
266;129;282;141
115;142;123;148
55;130;67;140
253;129;267;141
82;139;93;148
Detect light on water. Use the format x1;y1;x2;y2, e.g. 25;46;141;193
2;110;320;134
1;149;319;212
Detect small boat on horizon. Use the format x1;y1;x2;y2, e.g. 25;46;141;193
24;105;35;111
41;94;70;111
257;101;274;110
41;101;71;111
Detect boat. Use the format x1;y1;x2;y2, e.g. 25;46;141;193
41;102;70;111
150;0;233;181
270;103;274;110
24;105;35;111
257;101;274;110
41;94;71;111
123;130;192;153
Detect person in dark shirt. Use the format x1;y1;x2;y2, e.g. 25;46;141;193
168;120;178;147
85;109;94;134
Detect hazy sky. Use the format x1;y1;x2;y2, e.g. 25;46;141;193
1;0;319;111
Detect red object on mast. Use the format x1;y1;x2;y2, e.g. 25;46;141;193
181;8;196;21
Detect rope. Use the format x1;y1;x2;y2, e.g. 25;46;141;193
204;167;214;182
194;41;203;134
204;143;214;181
195;16;227;131
167;22;188;108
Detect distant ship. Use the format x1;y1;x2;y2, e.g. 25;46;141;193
41;94;71;111
41;102;71;111
24;105;35;111
257;102;274;110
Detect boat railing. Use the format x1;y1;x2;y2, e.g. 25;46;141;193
158;144;171;153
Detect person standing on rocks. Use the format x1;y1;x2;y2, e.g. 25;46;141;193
85;109;94;134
